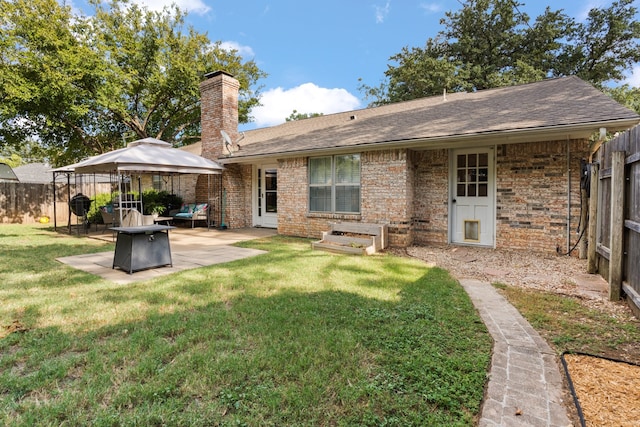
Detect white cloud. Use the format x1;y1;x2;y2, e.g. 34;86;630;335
219;41;255;59
419;2;441;14
131;0;211;15
374;1;391;24
624;65;640;87
250;83;361;128
575;1;607;22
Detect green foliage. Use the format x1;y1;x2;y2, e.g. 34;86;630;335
554;0;640;88
0;154;23;168
0;0;267;166
1;139;49;167
0;227;492;426
496;284;640;361
361;0;640;105
605;84;640;114
86;192;118;223
140;189;182;215
140;189;183;215
285;109;324;121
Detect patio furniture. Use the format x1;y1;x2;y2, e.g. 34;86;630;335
113;208;155;228
169;202;210;228
111;224;175;274
99;205;120;231
153;216;173;226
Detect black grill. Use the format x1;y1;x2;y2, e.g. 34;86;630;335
69;194;92;217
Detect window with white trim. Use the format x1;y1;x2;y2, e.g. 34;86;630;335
309;154;360;213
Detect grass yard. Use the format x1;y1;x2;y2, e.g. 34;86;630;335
0;225;491;426
494;284;640;364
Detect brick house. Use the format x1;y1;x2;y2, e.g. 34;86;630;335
194;71;639;254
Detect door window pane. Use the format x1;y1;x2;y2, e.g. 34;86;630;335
265;193;277;213
469;154;477;167
456;152;490;198
265;169;277;191
265;169;277;213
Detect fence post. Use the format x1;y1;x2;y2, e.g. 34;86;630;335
587;162;599;273
608;151;625;301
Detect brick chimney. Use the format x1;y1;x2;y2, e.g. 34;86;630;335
199;70;240;160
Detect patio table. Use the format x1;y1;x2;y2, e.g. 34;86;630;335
111;225;175;274
153;216;173;226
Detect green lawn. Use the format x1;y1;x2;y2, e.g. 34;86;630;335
494;283;640;363
0;225;491;426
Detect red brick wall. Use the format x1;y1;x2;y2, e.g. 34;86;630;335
412;149;450;245
276;149;412;246
495;139;589;253
277;157;312;236
199;71;248;225
221;164;252;228
361;149;412;246
410;140;589;253
199;71;240;161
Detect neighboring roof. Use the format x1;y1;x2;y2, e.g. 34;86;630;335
11;162;50;183
223;76;640;163
0;162;19;182
54;138;224;175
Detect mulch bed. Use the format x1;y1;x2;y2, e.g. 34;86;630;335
562;352;640;426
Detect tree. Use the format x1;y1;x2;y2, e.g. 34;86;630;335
285;110;324;121
0;0;267;165
361;0;640;105
605;84;640;114
554;0;640;86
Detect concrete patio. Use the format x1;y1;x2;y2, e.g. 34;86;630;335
57;226;277;284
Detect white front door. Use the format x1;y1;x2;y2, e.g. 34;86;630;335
254;164;278;228
451;147;495;246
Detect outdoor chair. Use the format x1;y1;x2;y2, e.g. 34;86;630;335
120;209;143;227
99;206;120;231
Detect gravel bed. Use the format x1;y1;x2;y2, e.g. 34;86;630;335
393;244;629;317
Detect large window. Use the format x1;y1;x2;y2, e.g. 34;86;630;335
309;154;360;213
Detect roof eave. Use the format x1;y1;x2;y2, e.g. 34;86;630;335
219;117;640;164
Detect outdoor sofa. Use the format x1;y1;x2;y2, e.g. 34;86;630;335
169;202;210;228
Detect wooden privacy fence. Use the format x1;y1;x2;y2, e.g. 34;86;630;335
0;181;111;226
588;125;640;314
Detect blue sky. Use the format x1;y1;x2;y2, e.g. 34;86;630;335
74;1;640;130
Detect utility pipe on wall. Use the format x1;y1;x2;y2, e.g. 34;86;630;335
567;139;571;254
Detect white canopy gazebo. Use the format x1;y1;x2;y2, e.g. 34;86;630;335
53;138;224;230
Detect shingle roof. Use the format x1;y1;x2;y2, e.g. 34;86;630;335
224;76;640;162
12;163;52;183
